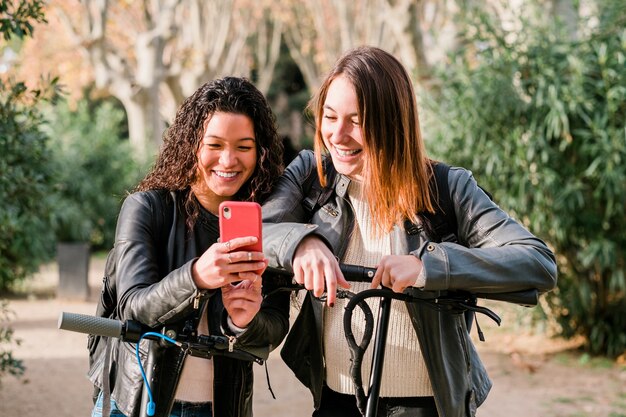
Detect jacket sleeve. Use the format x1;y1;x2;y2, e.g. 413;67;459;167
262;150;327;272
417;167;557;294
114;192;207;327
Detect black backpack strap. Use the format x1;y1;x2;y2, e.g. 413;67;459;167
302;157;336;218
164;191;179;273
420;162;458;243
302;173;323;214
424;162;493;244
317;161;336;209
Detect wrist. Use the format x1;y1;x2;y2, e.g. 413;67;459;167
221;310;248;336
190;258;201;287
412;262;426;288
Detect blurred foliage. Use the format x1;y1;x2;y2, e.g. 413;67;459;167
43;97;144;250
0;0;55;293
0;0;45;41
0;300;24;384
266;40;313;150
423;0;626;357
0;77;60;291
0;0;48;385
266;41;310;116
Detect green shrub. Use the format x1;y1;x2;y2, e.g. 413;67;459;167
43;98;144;251
0;79;58;291
0;300;24;385
423;0;626;356
0;0;48;386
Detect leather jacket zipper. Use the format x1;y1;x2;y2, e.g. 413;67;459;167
227;335;236;352
193;291;207;309
321;205;339;217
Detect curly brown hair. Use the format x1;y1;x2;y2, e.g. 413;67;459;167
136;77;283;229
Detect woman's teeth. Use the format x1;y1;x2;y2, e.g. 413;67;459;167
336;148;360;157
214;171;237;178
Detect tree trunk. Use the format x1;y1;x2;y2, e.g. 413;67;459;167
57;242;90;301
119;89;165;160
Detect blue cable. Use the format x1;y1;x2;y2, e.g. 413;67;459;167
136;332;179;416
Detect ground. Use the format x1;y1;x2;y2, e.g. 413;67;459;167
0;258;624;417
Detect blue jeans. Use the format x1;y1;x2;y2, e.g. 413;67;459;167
91;392;127;417
170;401;213;417
92;391;213;417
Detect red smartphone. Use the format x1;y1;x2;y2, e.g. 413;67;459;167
218;201;262;252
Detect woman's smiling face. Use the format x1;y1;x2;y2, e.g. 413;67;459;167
320;75;365;181
194;111;257;213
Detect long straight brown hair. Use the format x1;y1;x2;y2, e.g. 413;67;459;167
309;46;434;233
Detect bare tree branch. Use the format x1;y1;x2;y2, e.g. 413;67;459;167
50;0;266;157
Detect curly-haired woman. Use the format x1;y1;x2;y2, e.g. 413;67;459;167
90;77;288;417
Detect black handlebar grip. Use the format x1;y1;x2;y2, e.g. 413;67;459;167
264;264;377;282
339;264;376;282
58;312;123;338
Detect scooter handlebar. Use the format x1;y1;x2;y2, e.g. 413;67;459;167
58;311;123;338
58;312;268;363
264;264;539;307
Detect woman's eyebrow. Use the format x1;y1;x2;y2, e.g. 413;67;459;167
323;104;358;118
203;136;256;142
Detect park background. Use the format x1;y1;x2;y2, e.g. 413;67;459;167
1;0;625;416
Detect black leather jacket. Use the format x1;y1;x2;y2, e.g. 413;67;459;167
88;190;289;417
262;150;557;417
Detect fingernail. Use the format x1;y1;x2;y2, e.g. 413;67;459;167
329;302;334;308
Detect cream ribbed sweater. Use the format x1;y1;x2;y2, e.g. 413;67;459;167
323;181;433;397
174;308;214;402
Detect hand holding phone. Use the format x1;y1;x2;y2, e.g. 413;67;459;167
191;202;264;290
219;201;266;281
218;201;262;252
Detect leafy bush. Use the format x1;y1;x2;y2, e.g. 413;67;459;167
0;0;48;386
43;98;144;250
0;78;59;291
0;300;24;385
423;0;626;356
